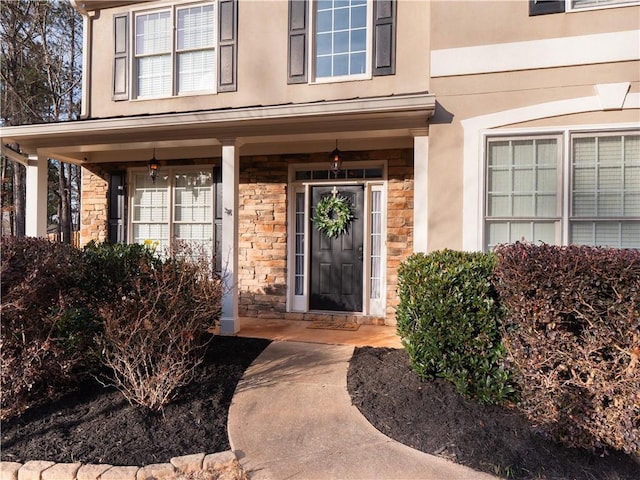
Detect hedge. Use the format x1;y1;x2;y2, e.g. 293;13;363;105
494;242;640;454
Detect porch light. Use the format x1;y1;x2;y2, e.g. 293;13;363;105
148;151;160;183
330;144;342;178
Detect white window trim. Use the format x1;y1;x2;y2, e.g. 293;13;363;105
367;183;386;315
308;0;373;84
286;160;387;317
461;88;640;251
128;166;216;253
567;0;640;12
131;1;217;100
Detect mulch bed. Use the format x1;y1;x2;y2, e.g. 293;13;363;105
3;337;639;480
1;336;271;466
347;346;640;480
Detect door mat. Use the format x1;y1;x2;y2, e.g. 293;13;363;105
307;320;361;331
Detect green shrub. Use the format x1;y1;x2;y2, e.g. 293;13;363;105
81;240;162;304
495;242;640;454
396;250;515;405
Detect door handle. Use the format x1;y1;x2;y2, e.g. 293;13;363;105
358;246;363;261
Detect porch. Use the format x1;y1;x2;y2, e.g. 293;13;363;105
234;316;403;348
1;93;435;335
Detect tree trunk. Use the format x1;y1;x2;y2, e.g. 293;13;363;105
1;157;10;236
59;162;71;243
13;163;25;237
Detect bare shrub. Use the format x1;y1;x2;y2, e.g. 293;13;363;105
97;250;222;411
0;237;94;420
494;242;640;454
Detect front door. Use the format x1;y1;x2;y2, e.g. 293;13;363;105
309;185;364;312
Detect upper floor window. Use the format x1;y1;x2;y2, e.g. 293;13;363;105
570;0;638;9
530;0;637;15
134;5;215;98
287;0;396;84
314;0;369;80
113;0;237;101
135;4;216;97
485;131;640;250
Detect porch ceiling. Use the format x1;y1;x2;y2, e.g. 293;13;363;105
1;93;435;165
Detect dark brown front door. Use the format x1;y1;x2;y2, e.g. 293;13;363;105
309;185;364;312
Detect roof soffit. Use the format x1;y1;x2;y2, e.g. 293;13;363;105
70;0;148;14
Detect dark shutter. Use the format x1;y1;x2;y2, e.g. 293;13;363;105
113;14;129;101
372;0;396;76
218;0;238;92
529;0;565;15
213;167;222;273
108;172;126;243
288;0;308;84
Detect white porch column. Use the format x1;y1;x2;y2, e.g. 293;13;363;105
412;130;429;253
25;153;48;238
220;140;240;335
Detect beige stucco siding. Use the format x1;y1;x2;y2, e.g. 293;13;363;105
431;62;640;123
426;58;640;252
426;121;464;251
88;0;430;118
431;0;640;50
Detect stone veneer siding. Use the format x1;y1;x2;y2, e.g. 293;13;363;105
79;166;108;246
237;149;414;326
77;150;415;326
383;149;414;325
237;155;289;320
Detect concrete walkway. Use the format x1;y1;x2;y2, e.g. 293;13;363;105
228;341;498;480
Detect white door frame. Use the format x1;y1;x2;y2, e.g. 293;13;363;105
286;161;388;317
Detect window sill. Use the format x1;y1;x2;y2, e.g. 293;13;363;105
131;90;217;102
310;73;372;85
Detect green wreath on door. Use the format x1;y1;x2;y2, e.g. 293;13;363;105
312;194;355;238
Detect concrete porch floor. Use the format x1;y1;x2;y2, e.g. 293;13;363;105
234;317;404;348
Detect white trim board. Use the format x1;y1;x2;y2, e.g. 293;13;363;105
431;30;640;77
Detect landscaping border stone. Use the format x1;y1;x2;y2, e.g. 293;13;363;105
0;450;240;480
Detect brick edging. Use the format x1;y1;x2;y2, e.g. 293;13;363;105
0;450;237;480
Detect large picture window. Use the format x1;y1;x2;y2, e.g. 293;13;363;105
486;136;560;249
570;133;640;247
485;131;639;250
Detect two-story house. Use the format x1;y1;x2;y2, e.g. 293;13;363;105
1;0;638;336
